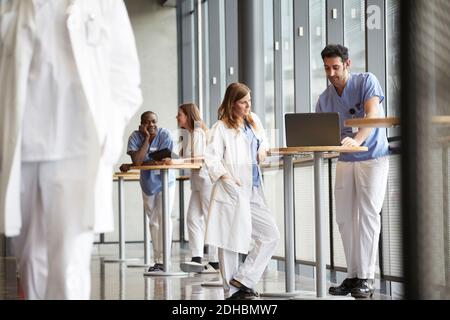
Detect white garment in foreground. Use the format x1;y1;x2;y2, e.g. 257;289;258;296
0;0;143;237
218;186;279;297
11;157;94;300
142;185;176;264
335;156;389;279
21;0;89;162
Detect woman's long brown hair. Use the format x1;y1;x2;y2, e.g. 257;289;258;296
178;103;208;158
179;103;208;132
217;82;255;130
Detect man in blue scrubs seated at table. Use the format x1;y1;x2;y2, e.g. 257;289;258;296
315;44;389;298
120;111;176;272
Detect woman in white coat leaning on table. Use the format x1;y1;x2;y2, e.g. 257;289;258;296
204;82;280;300
176;103;220;273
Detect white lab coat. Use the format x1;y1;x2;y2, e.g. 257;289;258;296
183;128;212;191
204;113;269;254
0;0;142;236
182;128;218;260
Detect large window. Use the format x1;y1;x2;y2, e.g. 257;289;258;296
201;0;210;125
386;0;401;137
263;0;275;134
309;0;327;111
281;0;294;115
344;0;366;73
177;0;405;285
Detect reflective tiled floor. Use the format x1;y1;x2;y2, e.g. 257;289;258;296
0;242;400;300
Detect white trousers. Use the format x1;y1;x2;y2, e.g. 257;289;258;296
142;185;175;264
187;188;218;262
218;186;280;297
11;158;94;300
335;157;389;279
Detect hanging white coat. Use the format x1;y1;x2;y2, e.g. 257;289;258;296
204;113;269;254
0;0;142;236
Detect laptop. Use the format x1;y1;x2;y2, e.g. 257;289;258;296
149;148;179;161
285;112;341;147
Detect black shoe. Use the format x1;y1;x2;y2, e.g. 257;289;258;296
191;256;202;264
328;278;358;296
229;278;259;297
208;262;220;270
226;289;258;300
148;263;164;272
351;279;375;298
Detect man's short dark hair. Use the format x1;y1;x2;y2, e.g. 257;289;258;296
321;44;349;62
141;111;157;122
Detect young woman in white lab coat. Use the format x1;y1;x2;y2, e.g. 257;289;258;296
204;83;280;300
176;103;220;273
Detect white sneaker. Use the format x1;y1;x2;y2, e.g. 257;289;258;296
180;261;204;273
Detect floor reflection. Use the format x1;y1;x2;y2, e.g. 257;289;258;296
0;243;398;300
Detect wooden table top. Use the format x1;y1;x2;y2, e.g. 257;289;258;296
344;116;450;127
432;116;450;125
131;163;201;170
113;171;191;181
113;171;140;180
269;146;368;155
344;117;400;128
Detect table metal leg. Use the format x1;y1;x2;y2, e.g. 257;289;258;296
127;205;152;268
179;179;186;248
314;152;327;297
443;145;449;288
145;169;187;277
144;211;151;265
284;154;296;292
261;155;315;298
144;276;151;300
162;168;170;271
119;176;125;259
100;257;105;300
105;177;139;263
119;263;126;300
293;152;353;300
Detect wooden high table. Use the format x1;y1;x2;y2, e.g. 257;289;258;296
344;116;400;128
130;163;201;277
267;146;367;298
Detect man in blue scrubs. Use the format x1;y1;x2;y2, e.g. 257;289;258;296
122;111;175;272
316;45;389;298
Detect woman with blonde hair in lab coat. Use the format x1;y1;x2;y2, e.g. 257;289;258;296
176;103;220;273
204;82;280;300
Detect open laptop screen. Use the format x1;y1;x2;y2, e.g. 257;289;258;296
285;112;341;147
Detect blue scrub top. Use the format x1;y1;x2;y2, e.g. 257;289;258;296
242;121;260;187
127;128;175;196
315;72;389;162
